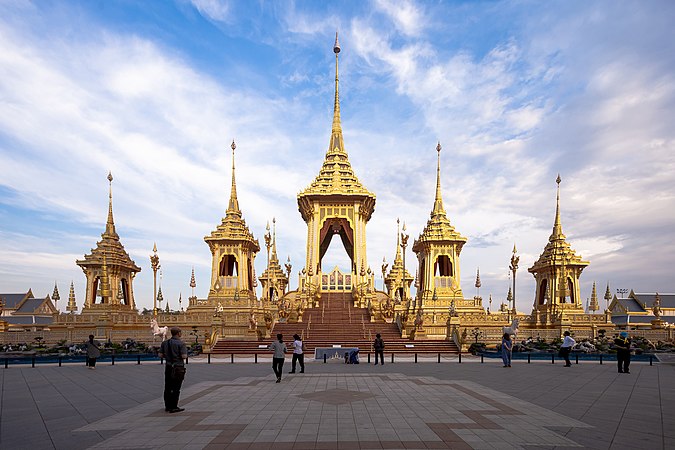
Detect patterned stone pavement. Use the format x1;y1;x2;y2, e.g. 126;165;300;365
1;358;673;449
78;373;590;449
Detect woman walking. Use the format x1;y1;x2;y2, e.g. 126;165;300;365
501;333;512;367
269;333;287;383
86;334;101;369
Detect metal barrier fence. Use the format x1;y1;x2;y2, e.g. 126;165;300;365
1;351;658;368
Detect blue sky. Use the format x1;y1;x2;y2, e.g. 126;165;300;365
1;0;674;313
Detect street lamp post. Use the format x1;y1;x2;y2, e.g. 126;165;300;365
150;243;160;316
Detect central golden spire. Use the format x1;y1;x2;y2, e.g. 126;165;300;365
328;31;345;156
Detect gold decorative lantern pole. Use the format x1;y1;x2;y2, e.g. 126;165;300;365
381;256;388;292
509;244;519;316
150;243;160;316
400;219;409;310
264;221;272;299
284;256;292;293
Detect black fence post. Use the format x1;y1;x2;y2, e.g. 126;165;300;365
111;355;115;366
137;355;141;365
575;353;579;365
367;353;371;364
437;353;441;363
324;354;327;364
599;354;603;365
31;356;35;368
552;353;555;364
528;353;531;364
391;353;394;364
208;353;211;364
186;356;189;365
650;355;653;366
254;353;257;364
160;357;164;365
3;358;7;369
481;354;484;363
231;354;234;364
415;353;418;363
458;352;462;363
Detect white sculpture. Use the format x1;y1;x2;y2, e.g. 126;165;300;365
150;318;169;341
503;318;519;336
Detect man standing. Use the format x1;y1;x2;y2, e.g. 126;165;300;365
159;327;188;413
373;333;385;365
614;331;632;374
559;330;575;367
289;334;305;374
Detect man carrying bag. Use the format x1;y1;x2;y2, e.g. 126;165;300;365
159;327;188;413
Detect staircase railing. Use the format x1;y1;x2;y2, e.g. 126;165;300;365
321;302;325;324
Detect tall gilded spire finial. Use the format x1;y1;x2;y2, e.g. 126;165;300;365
104;171;119;239
271;217;278;261
329;31;344;152
431;142;446;217
227;140;241;217
551;174;564;240
394;218;402;261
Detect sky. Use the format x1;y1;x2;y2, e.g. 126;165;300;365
1;0;674;314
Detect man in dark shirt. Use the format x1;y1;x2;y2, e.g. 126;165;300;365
158;327;188;413
614;331;632;374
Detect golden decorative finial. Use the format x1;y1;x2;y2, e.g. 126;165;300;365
394;218;402;261
512;243;517;254
432;142;446;217
67;281;77;313
551;174;564;240
104;171;118;239
153;242;157;253
330;32;343;144
227;140;241;216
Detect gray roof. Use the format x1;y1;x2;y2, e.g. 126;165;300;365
0;292;31;309
3;316;53;325
616;298;645;313
611;314;673;325
15;298;45;314
633;293;675;309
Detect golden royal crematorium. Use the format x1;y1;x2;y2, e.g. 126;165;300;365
2;36;672;351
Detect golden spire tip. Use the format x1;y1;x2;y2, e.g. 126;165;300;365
333;31;340;54
231;140;236;151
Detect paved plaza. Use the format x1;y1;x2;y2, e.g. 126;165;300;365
0;356;673;449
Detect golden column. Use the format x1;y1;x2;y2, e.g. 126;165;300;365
150;243;160;315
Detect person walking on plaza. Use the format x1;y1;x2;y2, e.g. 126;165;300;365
269;333;287;382
158;327;188;413
501;333;512;367
85;334;100;369
373;333;385;365
559;330;575;367
614;331;632;374
289;334;305;374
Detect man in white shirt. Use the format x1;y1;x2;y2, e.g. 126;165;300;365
289;333;305;374
560;330;576;367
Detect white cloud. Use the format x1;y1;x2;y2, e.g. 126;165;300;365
190;0;231;23
374;0;425;37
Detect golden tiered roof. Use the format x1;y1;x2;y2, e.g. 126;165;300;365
259;219;288;286
205;141;260;252
297;33;376;222
412;143;467;251
385;219;413;287
76;172;141;273
528;175;589;273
